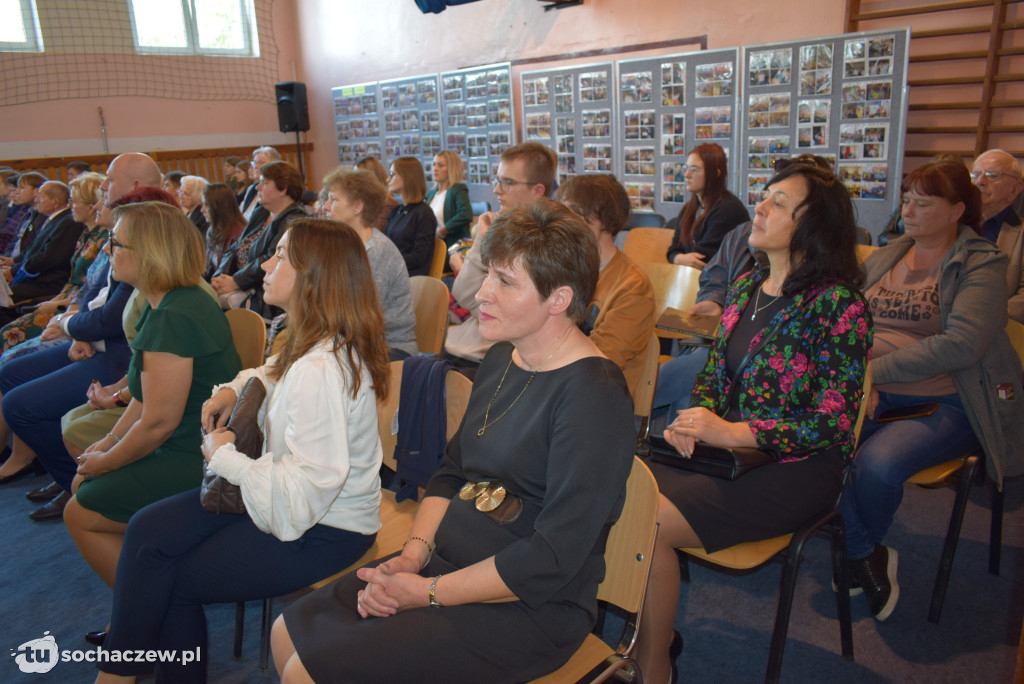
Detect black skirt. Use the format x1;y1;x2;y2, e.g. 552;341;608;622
283;552;590;684
649;449;845;553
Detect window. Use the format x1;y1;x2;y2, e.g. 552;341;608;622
0;0;43;52
128;0;259;57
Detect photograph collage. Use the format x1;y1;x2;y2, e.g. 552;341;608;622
332;30;902;217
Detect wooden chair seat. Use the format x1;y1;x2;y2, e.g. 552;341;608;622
680;534;792;571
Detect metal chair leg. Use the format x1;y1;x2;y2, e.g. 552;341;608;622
989;481;1003;576
928;454;980;623
232;601;245;660
259;598;272;671
827;517;854;660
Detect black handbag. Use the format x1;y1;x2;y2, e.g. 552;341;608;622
199;377;267;514
648;283;786;480
649;433;777;480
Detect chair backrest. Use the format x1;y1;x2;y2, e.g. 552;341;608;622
1005;319;1024;366
596;457;660;615
428;237;446;279
623;227;675;265
625;211;667;229
410;275;449;355
639;262;702;316
852;371;873;449
377;360;473;472
470;200;490;216
633;335;662;420
224;308;267;370
855;243;878;264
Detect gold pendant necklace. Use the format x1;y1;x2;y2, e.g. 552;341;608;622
477;328;569;437
750;282;781;321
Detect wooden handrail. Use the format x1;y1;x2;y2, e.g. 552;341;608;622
0;143;315;188
852;0;1009;22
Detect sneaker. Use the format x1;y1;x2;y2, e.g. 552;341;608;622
851;545;899;621
831;562;864;597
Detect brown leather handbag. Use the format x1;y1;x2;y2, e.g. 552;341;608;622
199;377;267;514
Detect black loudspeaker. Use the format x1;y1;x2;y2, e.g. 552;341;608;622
275;82;310;133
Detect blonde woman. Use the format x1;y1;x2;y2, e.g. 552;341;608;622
426;150;473;249
63;201;240;588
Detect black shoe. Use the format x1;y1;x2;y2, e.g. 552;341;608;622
0;458;44;485
84;631;106;646
26;480;62;503
831;562;864;597
29;491;72;522
669;629;683;684
851;545;899;621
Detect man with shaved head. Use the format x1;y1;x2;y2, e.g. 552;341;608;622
100;153;163;206
0;181;85;321
972;149;1024;322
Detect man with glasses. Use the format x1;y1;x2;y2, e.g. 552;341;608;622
239;146;281;221
444;142;557;375
971;149;1023;322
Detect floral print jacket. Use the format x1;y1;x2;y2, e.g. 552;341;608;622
692;268;873;463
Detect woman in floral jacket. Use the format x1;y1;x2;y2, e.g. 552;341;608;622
636;162;872;684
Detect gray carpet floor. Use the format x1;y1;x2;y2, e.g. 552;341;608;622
1;469;1021;683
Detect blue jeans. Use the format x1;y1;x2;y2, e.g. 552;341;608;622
652;345;710;422
840;391;980;559
101;488;375;682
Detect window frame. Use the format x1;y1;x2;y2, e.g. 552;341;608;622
0;0;44;53
128;0;259;58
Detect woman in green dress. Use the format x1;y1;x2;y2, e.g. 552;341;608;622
64;201;241;588
0;172;109;353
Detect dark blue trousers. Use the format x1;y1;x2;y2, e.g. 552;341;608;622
0;342;128;490
101;488;375;682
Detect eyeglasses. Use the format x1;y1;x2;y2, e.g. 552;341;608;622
682;166;703;175
108;236;131;250
490;177;533;192
970;170;1021;182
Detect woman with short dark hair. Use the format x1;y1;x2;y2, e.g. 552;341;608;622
271;199;637;683
211;161;305;316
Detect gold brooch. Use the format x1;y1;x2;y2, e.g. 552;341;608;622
458;481;507;512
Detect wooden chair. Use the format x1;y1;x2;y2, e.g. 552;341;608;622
240;360;474;669
855;244;878;264
639;262;703;362
623;227;675;266
903;319;1023;623
634;335;663;453
224;308;267;369
675;374;873;684
410;275;450;355
530;457;660;684
428;237;446;279
626;211;667;229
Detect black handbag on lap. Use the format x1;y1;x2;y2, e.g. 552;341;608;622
648;433;777;480
200;377;267;515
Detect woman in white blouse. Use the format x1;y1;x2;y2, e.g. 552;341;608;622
94;218;391;683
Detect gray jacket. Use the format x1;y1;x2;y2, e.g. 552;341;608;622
864;227;1024;487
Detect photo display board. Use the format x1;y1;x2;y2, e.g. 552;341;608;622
616;48;740;217
332;82;382;165
739;28;909;235
378;73;443;182
519;62;616;192
440;62;514;209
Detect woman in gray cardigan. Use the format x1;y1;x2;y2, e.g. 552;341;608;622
840;161;1024;622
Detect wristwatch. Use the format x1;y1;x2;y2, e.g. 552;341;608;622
428;575;442;607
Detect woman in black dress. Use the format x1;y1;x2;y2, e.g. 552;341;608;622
271;199;638;683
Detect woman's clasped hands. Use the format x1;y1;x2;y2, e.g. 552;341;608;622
355;555;431;618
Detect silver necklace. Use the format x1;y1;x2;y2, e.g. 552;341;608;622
750;283;782;321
